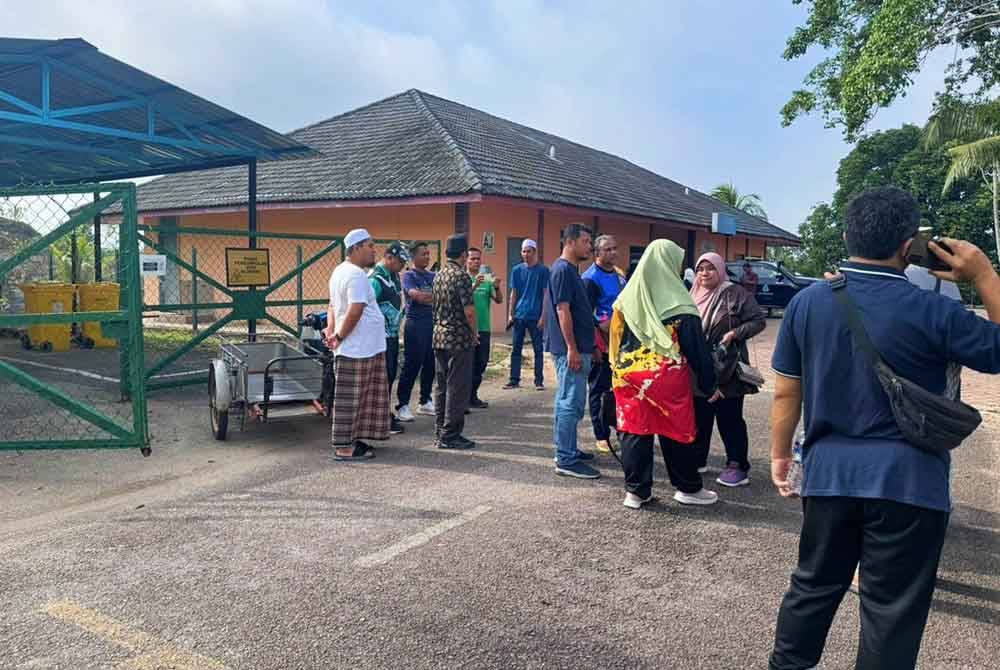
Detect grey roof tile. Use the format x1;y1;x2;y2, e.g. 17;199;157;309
134;89;798;243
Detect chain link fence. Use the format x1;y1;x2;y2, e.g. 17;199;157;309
139;221;344;390
0;186;145;449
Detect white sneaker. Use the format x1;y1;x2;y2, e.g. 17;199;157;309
623;492;654;509
416;401;435;416
396;405;415;422
673;489;718;506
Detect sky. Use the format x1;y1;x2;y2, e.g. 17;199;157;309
4;0;955;234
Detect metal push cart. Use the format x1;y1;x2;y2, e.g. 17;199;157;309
207;339;331;440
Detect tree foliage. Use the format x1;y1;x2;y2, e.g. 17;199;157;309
794;120;996;275
797;202;845;276
710;181;769;220
782;0;1000;140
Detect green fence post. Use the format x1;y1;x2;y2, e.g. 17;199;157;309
122;185;149;450
296;245;303;340
191;248;199;333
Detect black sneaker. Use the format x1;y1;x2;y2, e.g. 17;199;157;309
455;435;477;449
502;382;520;390
438;437;475;450
390;417;405;435
534;383;545;391
469;398;489;409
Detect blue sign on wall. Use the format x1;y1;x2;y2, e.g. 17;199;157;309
712;212;737;236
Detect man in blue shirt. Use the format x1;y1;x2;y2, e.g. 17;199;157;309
768;187;1000;670
396;242;436;422
546;223;600;479
505;239;549;390
581;234;628;453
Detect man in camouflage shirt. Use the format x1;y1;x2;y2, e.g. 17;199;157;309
431;234;478;449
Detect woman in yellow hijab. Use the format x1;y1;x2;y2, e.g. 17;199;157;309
610;239;719;509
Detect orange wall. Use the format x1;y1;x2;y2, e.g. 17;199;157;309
141;200;783;333
468;200;538;332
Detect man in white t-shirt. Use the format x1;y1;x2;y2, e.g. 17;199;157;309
324;228;390;460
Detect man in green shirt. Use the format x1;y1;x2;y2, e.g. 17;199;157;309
466;247;502;409
370;241;410;434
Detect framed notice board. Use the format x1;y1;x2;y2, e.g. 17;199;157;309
225;248;271;287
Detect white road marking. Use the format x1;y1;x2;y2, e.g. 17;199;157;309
0;356;201;382
355;505;492;567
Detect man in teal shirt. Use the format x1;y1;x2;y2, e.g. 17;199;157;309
466;246;502;408
370;242;410;434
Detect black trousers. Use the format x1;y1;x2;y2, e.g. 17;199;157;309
470;331;491;401
434;348;473;441
770;496;949;670
693;395;750;471
619;432;703;498
397;320;435;409
587;357;612;441
385;336;399;389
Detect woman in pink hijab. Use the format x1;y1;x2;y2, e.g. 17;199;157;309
689;252;766;488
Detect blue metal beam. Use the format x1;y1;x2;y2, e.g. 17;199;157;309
0;109;256;157
0;89;41;115
50;98;144;119
0;133;141;160
41;60;50;118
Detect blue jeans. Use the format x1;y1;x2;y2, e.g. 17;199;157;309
553;353;592;466
509;318;544;387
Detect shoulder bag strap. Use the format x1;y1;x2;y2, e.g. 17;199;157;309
704;291;726;337
828;276;884;369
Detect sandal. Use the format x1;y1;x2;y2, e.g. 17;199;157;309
333;442;376;461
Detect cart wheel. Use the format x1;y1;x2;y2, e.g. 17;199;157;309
40;341;52;353
20;334;31;350
208;367;229;441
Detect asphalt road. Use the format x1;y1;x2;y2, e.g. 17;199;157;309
1;374;997;669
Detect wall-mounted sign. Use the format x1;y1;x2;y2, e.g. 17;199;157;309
712;212;737;236
482;231;495;254
140;254;167;277
225;248;271;287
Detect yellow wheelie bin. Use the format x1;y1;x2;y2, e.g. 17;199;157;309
77;282;120;348
18;282;75;352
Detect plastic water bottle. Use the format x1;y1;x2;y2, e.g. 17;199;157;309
787;430;804;497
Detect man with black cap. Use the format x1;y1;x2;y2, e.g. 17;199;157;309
431;234;478;449
370;241;411;435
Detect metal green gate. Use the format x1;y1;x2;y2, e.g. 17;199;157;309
0;183;148;452
138;221;345;390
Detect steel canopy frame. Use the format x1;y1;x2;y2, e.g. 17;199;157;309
0;38;316;187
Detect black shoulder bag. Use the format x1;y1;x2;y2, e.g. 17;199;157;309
828;277;981;454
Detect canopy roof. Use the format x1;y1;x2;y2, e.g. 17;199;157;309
0;38;316;187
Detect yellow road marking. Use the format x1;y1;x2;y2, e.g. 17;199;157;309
44;601;229;670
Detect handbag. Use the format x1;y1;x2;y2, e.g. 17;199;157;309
736;361;765;388
707;291;764;390
829;276;981;454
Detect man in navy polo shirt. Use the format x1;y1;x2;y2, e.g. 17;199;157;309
768;187;1000;670
546;223;599;479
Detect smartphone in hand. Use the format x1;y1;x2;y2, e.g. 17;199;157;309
907;234;952;272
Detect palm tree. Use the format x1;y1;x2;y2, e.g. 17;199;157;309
924;98;1000;261
710;181;769;220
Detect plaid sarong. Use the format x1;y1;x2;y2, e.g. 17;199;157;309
331;352;390;446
